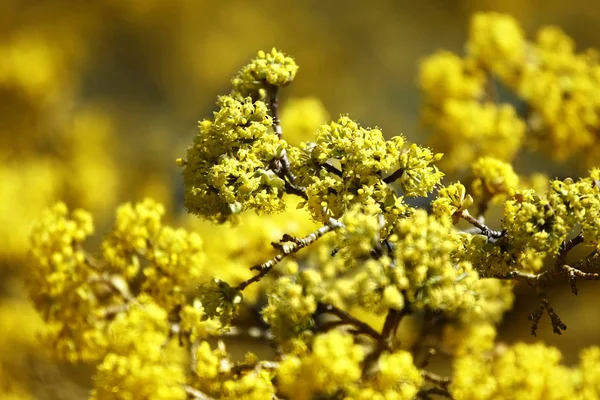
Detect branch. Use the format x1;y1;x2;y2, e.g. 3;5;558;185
236;218;344;291
266;85;282;139
383;168;405;184
321;162;343;177
183;385;215;400
488;234;588;335
315;303;382;343
460;211;503;240
421;370;451;389
381;307;409;349
561;264;600;295
418;387;453;399
284;179;308;200
528;294;566;336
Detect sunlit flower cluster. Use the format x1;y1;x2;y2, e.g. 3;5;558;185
420;11;600;170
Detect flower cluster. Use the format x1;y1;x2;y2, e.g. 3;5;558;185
471;157;520;208
180;94;288;222
422;11;600;169
90;298;187;400
452;343;600;399
289;116;443;223
232;48;299;98
28;199;207;361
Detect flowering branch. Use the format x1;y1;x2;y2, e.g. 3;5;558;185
488;233;591;335
315;303;382;342
236;218;344;291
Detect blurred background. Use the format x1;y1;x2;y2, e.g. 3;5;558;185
2;0;600;398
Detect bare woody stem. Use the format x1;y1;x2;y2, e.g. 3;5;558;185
487;233;593;335
460;211;503;239
183;385;215;400
316;303;382;342
235;218;345;291
265;83;305;200
383;168;405;184
266;84;282;139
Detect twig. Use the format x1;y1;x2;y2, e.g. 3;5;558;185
381;308;407;349
265;83;306;196
322;162;343;177
315;303;382;342
421;370;451;389
418;387;453;399
460;211;503;239
236;218;344;291
284;179;308;200
561;264;600;295
383;168;405;184
529;294;566;336
183;385;215;400
266;85;282;139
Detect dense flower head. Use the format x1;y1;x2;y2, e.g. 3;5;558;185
90;297;186;400
389;210;479;313
232;48;298;98
103;198;204;309
354;350;423;399
419;52;485;105
471;157;520;205
350;210;479;315
180;94;287;222
452;343;577;399
289;116;442;223
429;100;525;171
432;182;474;223
280;96;330;146
422;11;600;168
467;12;526;82
192;340;276;399
195;278;243;327
261;275;318;341
28;199;209;362
505;174;600;254
28;202;112;361
518;26;600;163
277;331;365;400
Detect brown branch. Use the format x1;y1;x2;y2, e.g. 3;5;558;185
561;264;600;295
383;168;405;184
381;307;409;349
460;212;503;239
183;385;215;400
236;218;344;291
421;370;451;389
418;387;453;399
321;162;343;177
266;85;282;139
486;234;589;335
529;294;566;336
316;303;382;342
284;179;308;200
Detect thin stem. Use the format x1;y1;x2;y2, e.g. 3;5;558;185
322;162;343;177
460;211;503;239
316;303;382;342
381;307;408;349
236;218;344;291
266;85;282;139
421;370;451;389
183;385;215;400
383;168;405;184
